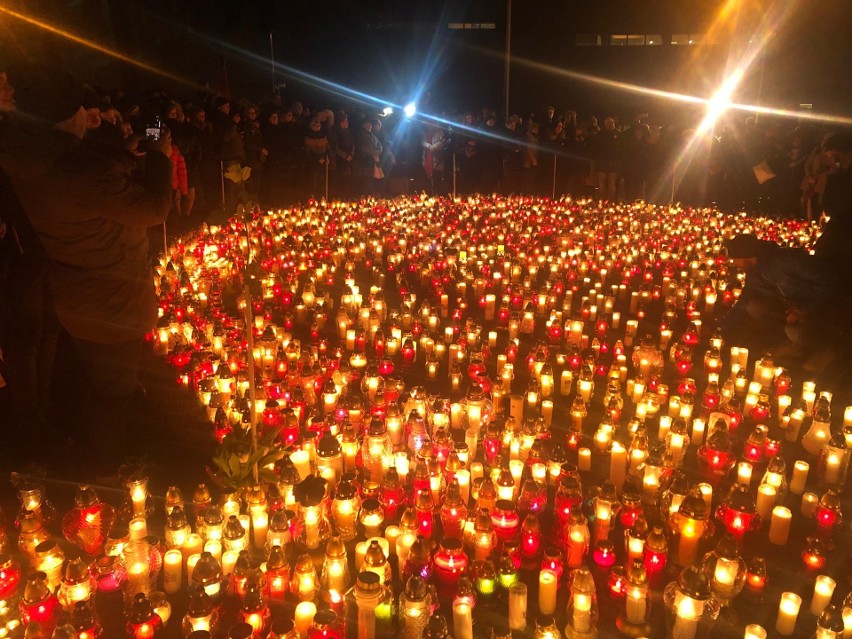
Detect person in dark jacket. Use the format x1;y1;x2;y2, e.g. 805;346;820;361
304;117;329;198
330;113;355;199
593;116;620;200
0;65;173;472
239;103;266;196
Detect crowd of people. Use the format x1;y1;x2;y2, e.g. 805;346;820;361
4;67;851;220
0;63;850;474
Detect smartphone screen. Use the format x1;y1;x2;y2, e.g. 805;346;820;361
145;127;161;142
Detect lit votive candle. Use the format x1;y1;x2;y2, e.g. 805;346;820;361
768;507;792;545
737;462;753;488
801;492;819;518
295;601;317;638
129;517;148;540
578;448;592;472
384;526;400;555
790;461;809;495
810;576;836;616
203;540;222;564
186;553;201;576
744;623;767;639
221;549;240;576
776;592;802;636
163;549;182;595
755;484;776;520
538;569;558;615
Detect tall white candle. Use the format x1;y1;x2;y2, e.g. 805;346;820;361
776;592;802;636
509;582;527;630
810;576;836;616
737;462;753;488
456;470;471;505
573;592;592;632
294;601;317;638
538;569;558;615
755;484;776;520
163;549;182;595
610;442;627;493
790;461;809;495
578;448;592;472
625;586;647;624
452;601;473;639
768;507;792;545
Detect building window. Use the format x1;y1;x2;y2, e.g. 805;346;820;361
671;33;704;45
646;34;662;45
627;34;645;46
576;34;602;46
610;34;627;46
448;22;496;30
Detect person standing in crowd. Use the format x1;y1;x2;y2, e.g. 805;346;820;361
0;66;173;473
801;133;835;221
239;103;266;197
304;117;329;198
621;123;649;201
170;104;202;218
0;65;61;451
593;116;620;201
355;118;382;196
814;132;852;271
212;98;245;210
422;122;448;194
330;112;355;199
522;118;540;194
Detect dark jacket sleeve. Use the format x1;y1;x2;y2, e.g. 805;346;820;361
92;150;173;227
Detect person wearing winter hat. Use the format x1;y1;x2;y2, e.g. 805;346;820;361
720;233;841;370
0;64;174;473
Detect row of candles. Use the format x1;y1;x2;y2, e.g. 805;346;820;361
0;196;847;639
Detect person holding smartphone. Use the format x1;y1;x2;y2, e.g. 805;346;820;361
0;64;173;476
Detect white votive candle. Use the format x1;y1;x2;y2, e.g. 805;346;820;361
810;576;836;616
578;448;592;472
768;507;792;545
756;484;776;519
801;492;819;518
538;569;558;615
163;549;182;595
744;624;767;639
294;601;317;638
790;461;809;495
776;592;802;636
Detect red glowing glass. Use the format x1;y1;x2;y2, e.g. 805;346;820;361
593;541;616;568
643;548;667;577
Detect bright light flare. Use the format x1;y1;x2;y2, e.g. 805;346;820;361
696;67;745;136
382;106;394;117
404;102;417;118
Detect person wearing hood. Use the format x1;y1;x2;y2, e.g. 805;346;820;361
720;234;842;370
0;65;173;471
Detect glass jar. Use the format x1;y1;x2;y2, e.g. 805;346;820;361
398;575;431;639
346;571;394;639
121;539;154;603
183;591;219;636
564;566;598;638
663;565;720;639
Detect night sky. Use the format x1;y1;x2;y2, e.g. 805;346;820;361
2;0;850;118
